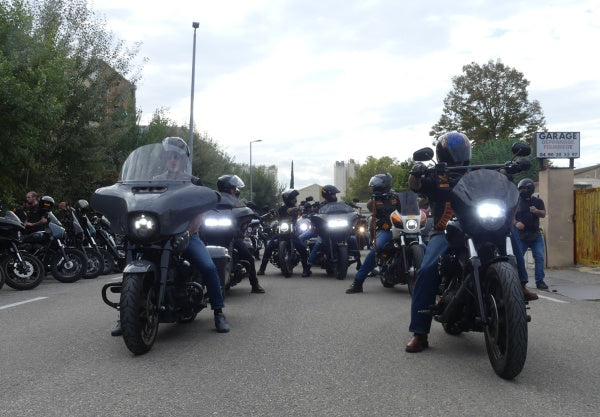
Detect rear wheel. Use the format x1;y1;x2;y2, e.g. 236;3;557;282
278;240;293;278
51;249;85;283
484;262;528;380
407;244;424;296
99;248;115;275
2;252;45;290
120;273;159;355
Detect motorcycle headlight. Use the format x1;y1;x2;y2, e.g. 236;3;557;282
405;219;418;232
204;217;233;228
130;213;158;240
327;219;349;229
476;199;506;231
299;222;309;232
279;222;290;233
358;226;365;233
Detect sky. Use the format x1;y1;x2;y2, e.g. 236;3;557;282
90;0;600;189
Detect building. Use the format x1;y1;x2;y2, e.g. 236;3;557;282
333;159;357;198
297;184;323;204
573;164;600;188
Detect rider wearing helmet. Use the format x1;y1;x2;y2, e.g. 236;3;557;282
404;131;471;352
300;185;361;277
112;138;229;336
216;174;265;293
257;189;310;276
346;173;400;293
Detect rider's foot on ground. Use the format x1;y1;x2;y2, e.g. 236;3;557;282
111;320;122;337
536;280;549;290
214;313;230;333
251;284;265;293
405;333;428;353
345;280;363;293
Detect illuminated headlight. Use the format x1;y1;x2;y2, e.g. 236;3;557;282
405;219;418;231
299;222;309;232
328;219;349;229
476;200;506;230
131;213;157;239
358;226;365;233
279;222;290;233
204;217;233;228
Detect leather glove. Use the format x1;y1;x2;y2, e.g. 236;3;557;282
410;162;427;178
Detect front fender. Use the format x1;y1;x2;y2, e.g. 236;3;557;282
123;259;157;276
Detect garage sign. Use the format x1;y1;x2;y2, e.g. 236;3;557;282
535;132;580;158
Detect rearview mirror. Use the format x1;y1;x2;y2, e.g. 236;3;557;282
306;196;314;202
511;141;531;157
413;147;434;162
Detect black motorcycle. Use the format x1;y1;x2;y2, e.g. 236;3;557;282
199;203;257;292
413;141;532;379
376;190;426;294
20;212;86;283
91;214;125;273
61;204;105;279
305;202;359;279
94;143;226;355
0;211;45;290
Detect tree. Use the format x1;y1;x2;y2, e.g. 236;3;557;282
235;166;282;211
430;59;546;143
346;156;413;201
471;137;539;183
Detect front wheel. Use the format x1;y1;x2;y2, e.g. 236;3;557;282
407;244;424;296
278;240;293;278
51;249;85;283
2;252;45;290
483;262;528;380
334;244;349;280
82;248;103;279
120;273;159;355
99;248;115;275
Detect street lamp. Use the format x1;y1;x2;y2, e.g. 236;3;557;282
189;21;200;161
249;139;263;202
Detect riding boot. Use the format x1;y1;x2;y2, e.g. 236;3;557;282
345;279;363;294
302;263;312;277
521;282;538;301
257;258;268;275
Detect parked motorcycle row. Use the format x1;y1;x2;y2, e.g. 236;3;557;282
0;199;125;291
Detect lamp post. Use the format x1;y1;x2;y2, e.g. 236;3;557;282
249;139;263;202
189;22;199;161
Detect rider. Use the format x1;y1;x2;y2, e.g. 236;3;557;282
345;173;401;293
216;174;265;293
111;137;230;336
23;191;49;234
405;131;471;352
256;189;310;276
299;185;361;277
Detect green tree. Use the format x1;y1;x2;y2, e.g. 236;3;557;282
235;166;282;210
471;138;539;183
346;156;413;201
430;59;546;143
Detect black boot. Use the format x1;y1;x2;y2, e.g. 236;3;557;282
346;280;363;294
302;264;312;277
111;320;122;337
214;312;230;333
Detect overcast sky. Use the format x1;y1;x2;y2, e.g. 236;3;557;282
91;0;600;188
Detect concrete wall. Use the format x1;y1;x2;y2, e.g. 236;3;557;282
538;168;574;267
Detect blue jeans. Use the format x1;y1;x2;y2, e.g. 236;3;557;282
515;232;546;283
511;226;529;284
303;234;360;266
355;230;392;282
261;234;308;268
184;233;224;310
409;233;448;334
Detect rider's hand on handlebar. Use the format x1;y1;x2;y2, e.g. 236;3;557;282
410;162;427;178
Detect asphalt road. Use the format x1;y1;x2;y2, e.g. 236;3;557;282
1;257;599;417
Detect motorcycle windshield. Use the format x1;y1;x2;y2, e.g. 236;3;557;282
318;202;355;214
397;191;420;215
120;143;192;182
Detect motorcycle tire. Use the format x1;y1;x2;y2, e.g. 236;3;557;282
483;261;528;380
82;248;103;279
278;240;293;278
407;244;424;296
120;273;159;355
99;248;115;275
334;245;349;280
51;249;85;283
0;268;4;290
2;252;45;291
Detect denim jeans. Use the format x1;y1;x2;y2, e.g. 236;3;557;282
516;232;546;283
409;233;448;335
511;226;529;284
355;230;392;282
184;233;224;310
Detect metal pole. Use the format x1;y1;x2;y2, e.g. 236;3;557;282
189;22;199;161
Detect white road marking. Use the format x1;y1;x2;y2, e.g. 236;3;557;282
538;294;568;303
0;297;48;310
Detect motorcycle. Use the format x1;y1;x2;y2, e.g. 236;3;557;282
305;201;360;279
91;214;126;272
376;190;426;295
412;141;532;379
267;210;306;278
20;211;86;283
94;142;226;355
61;204;105;279
0;210;45;290
199;202;257;292
355;215;371;250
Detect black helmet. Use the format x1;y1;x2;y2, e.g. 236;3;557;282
162;136;190;158
435;131;471;165
321;185;340;202
282;189;299;207
517;178;535;198
217;174;245;193
369;173;392;194
40;195;55;210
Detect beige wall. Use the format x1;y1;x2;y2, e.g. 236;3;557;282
538;168;574;267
